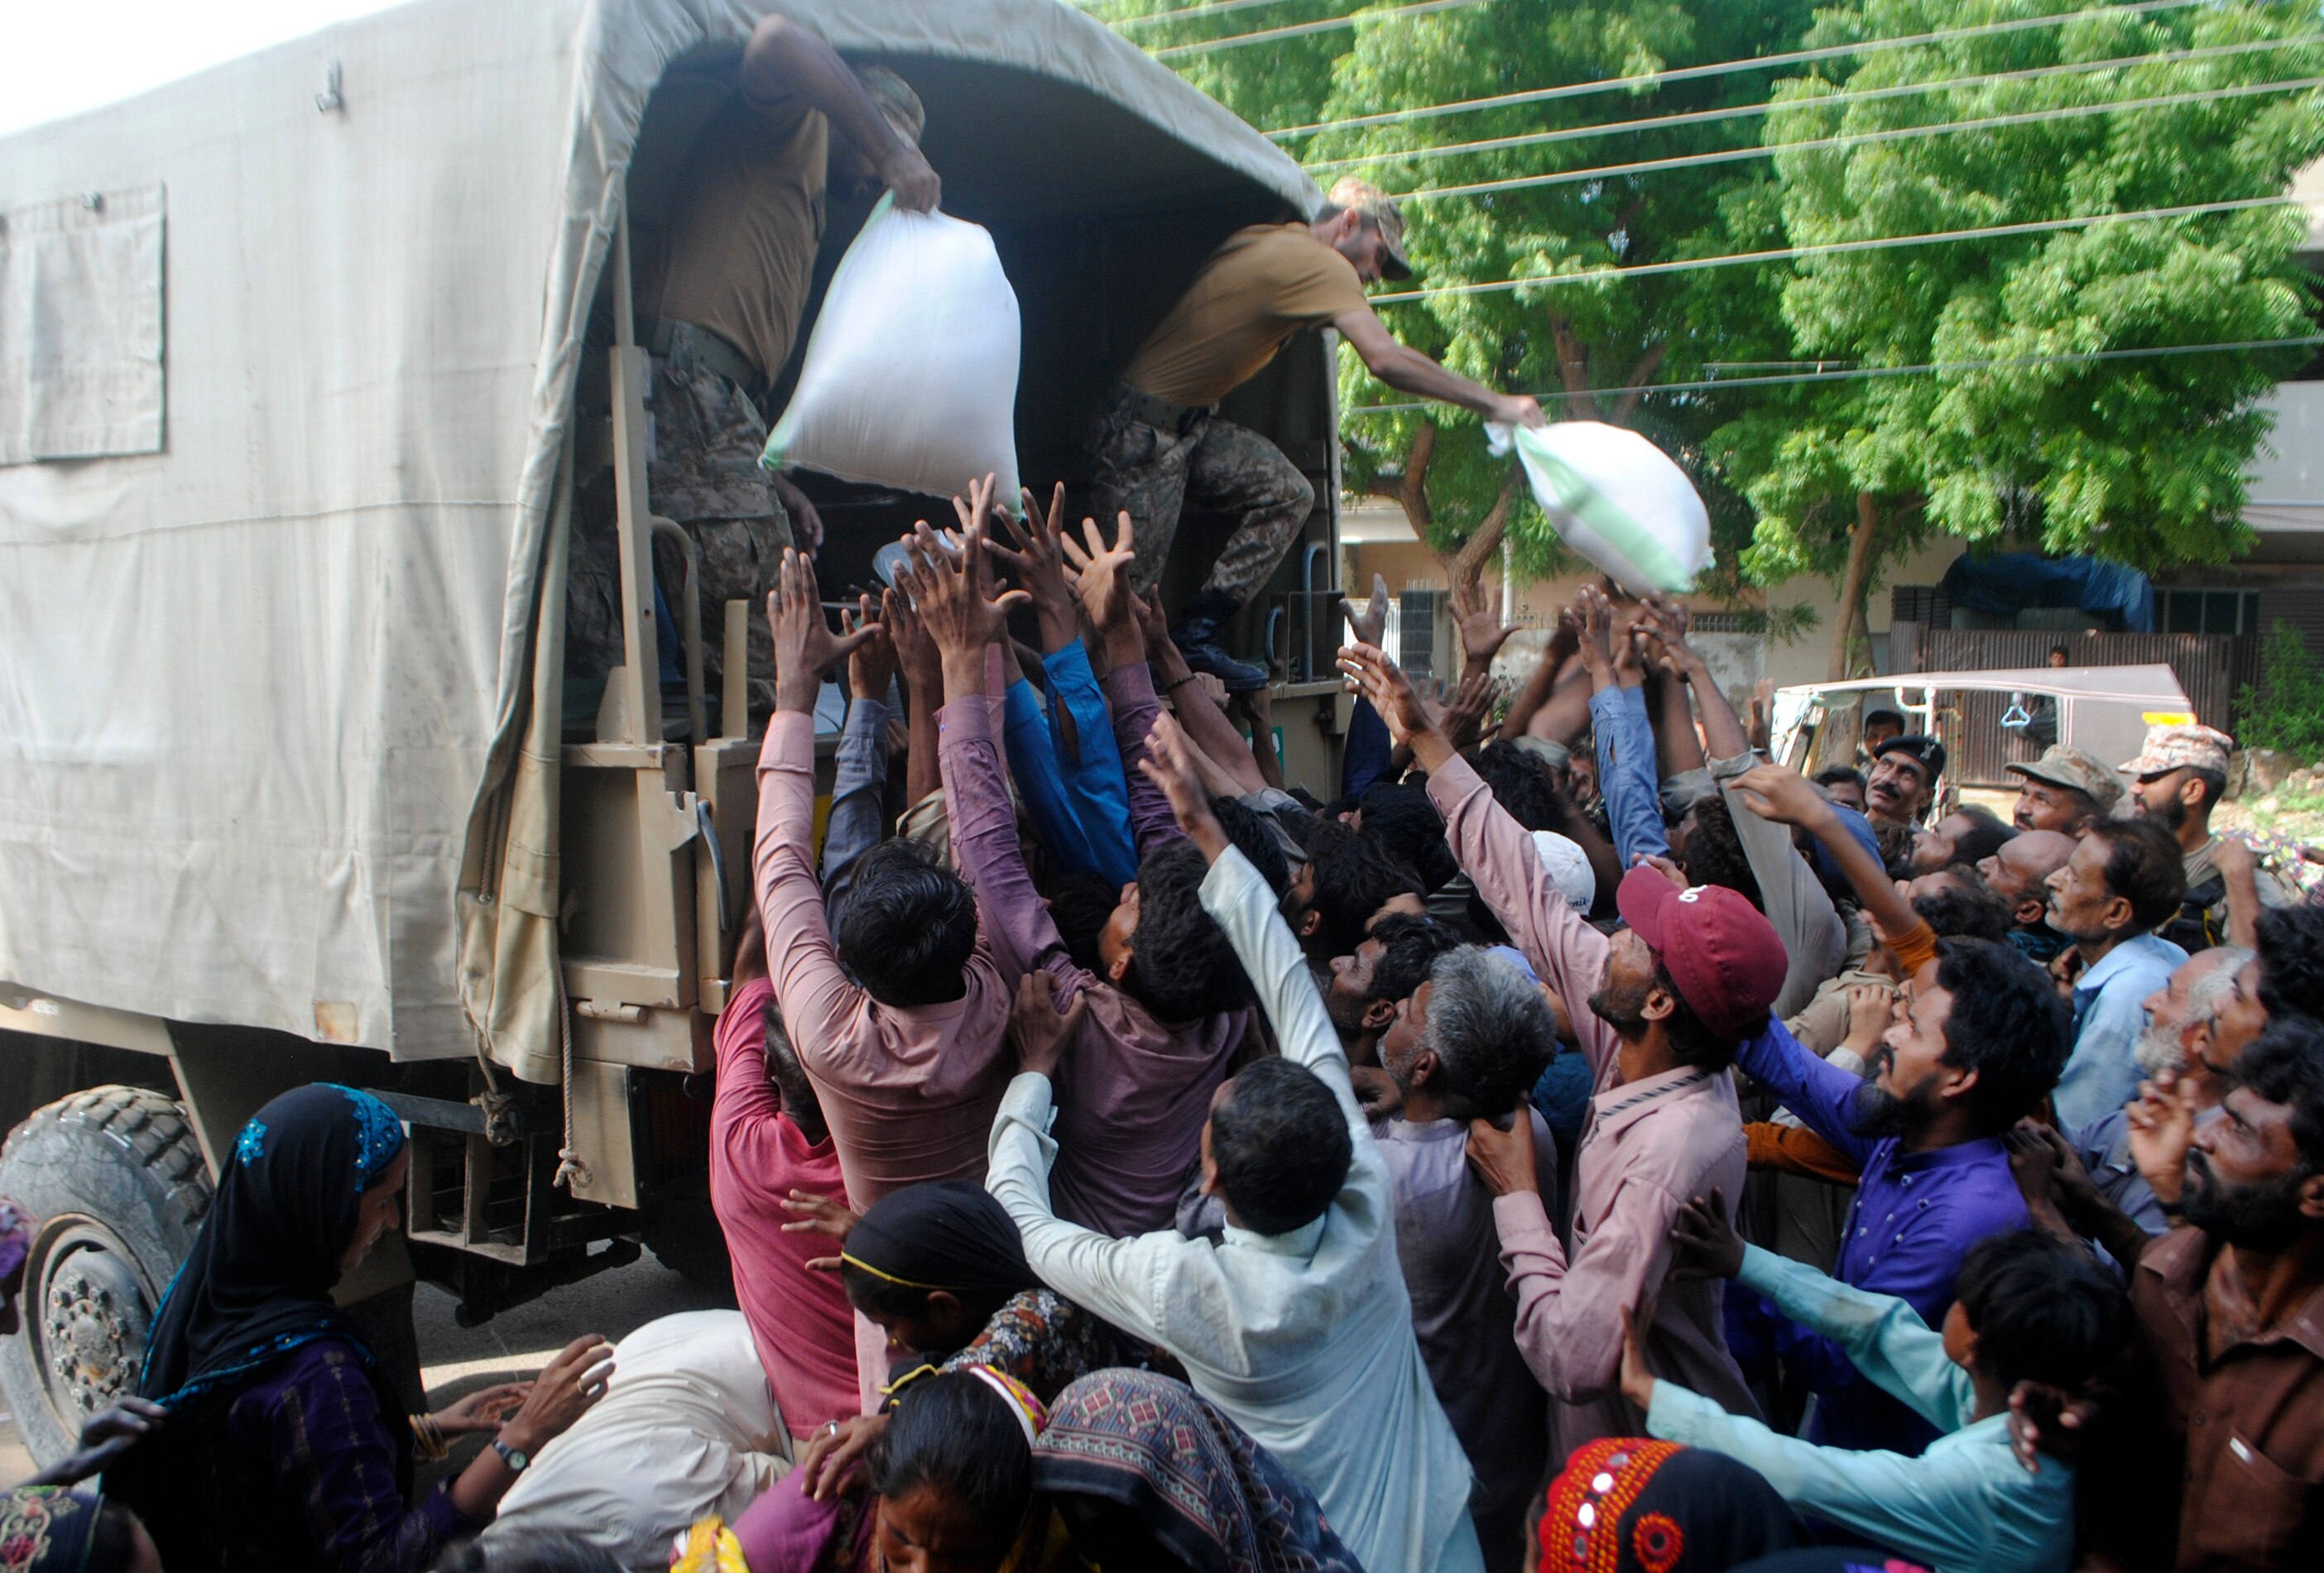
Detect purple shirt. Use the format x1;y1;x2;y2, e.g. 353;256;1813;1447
217;1338;473;1573
936;663;1247;1237
1735;1016;2031;1454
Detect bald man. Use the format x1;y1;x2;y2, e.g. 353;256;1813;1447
1978;829;2077;967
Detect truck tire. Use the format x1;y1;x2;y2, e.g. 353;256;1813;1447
0;1086;211;1466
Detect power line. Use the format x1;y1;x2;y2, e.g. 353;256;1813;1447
1304;36;2310;175
1366;195;2302;303
1347;333;2324;412
1151;0;1486;59
1394;74;2324;201
1102;0;1315;32
1265;0;2214;138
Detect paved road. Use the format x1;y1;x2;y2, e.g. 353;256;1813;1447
0;1253;729;1482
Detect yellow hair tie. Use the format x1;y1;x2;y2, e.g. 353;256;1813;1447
837;1251;944;1291
672;1518;747;1573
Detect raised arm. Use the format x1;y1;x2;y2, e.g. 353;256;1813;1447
1498;611;1577;742
1577;585;1669;866
1066;515;1180;857
738;14;939;211
1730;763;1922;957
753;550;880;1051
820;593;894;899
1334;309;1544;429
1132;592;1265;796
1731;1014;1880;1168
1342;642;1613;1062
897;486;1081;996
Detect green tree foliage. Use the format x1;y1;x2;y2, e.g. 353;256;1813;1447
1712;0;2324;669
2236;620;2324;758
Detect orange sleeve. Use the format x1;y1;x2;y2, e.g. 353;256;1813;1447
1888;919;1940;978
1745;1122;1862;1187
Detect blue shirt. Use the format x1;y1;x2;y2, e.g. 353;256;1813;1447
1734;1018;2030;1454
1649;1246;2076;1573
1590;683;1669;868
2055;933;2185;1133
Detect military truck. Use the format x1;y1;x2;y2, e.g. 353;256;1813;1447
0;0;1352;1463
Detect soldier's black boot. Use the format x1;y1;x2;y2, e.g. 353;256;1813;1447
1169;591;1270;693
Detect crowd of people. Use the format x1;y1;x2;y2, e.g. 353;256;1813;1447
18;468;2322;1573
7;16;2319;1572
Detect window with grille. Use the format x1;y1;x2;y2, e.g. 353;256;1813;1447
2158;588;2262;636
1398;589;1440;680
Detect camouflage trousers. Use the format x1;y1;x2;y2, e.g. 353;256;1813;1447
1088;383;1313;607
566;351;794;718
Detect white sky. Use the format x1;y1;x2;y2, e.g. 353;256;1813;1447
0;0;407;137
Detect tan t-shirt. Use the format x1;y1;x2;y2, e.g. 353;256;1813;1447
1120;223;1372;409
639;89;828;384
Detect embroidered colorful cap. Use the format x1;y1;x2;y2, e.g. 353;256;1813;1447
1616;866;1788;1039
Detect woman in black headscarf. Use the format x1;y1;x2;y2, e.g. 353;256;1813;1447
105;1083;613;1573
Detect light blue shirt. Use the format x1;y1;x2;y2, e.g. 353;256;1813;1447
2055;932;2187;1132
1647;1245;2075;1573
986;847;1483;1573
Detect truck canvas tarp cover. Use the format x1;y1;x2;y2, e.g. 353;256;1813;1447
0;0;1313;1068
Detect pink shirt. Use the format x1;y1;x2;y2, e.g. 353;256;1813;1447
709;977;857;1439
1427;753;1761;1458
752;712;1015;1207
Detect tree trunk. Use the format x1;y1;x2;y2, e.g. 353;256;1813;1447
1398;418;1437;537
1439;465;1524;587
1829;492;1880;682
1609;341;1669;421
1546;314;1602;421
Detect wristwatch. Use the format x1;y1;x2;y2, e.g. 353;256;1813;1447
491;1439;531;1475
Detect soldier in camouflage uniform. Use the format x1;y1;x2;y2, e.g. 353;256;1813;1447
566;17;937;721
1090;176;1544;692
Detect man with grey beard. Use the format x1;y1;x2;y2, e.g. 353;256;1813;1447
2066;944;2252;1268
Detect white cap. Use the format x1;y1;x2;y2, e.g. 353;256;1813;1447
1531;831;1595;913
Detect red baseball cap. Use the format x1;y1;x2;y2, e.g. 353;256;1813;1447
1615;866;1789;1039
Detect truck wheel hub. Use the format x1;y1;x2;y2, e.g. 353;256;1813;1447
41;1243;146;1415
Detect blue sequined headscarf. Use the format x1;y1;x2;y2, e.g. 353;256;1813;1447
132;1084;407;1417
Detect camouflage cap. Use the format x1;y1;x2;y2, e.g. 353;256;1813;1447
853;65;925;146
2005;744;2125;809
1326;176;1412;281
2121;722;2234;779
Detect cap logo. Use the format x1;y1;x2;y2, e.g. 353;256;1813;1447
1678;888;1703;904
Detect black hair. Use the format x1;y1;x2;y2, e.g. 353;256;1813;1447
1045;871;1120;979
1308;831;1428;958
1474;741;1563;832
1465;888;1511;944
1865;707;1905;729
1421;948;1557;1115
1208;795;1289;896
1911;867;2014;943
1954;1229;2127;1396
867;1372;1035;1529
2187;766;2228;812
1874;819;1918;881
1945;803;2017;868
2230;1017;2324;1173
1356;781;1458;892
1654;959;1745;1073
428;1529;625;1573
1931;938;2073;1133
2049;643;2072;661
835;841;978;1008
761;1000;828;1147
1366;914;1467;1007
1676;794;1765;912
1209;1057;1352;1235
1813;765;1867;794
1125;844;1255;1021
2257;903;2324;1024
2085;818;2189;933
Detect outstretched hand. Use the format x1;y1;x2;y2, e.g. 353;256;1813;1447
23;1397;169;1487
987;483;1081;652
840;592;896;703
2125;1069;2199;1206
1729;762;1839;832
1060;511;1139;635
767;549;876;715
1336;643;1437;755
1138;712;1230;863
1342;571;1392;650
1451;571;1517;677
900;482;1030;679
